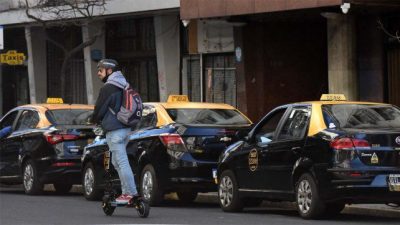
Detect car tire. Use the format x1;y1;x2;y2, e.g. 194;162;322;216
295;173;326;219
22;159;43;195
218;170;243;212
177;190;198;203
82;163;103;201
53;182;73;194
140;164;163;206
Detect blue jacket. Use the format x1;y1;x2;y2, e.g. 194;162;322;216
92;71;129;132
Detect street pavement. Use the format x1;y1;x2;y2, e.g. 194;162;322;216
0;184;399;225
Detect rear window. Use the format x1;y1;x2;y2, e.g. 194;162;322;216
46;109;93;125
322;104;400;129
166;108;250;126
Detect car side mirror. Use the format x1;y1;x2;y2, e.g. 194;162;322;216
235;129;249;140
243;136;250;142
0;126;12;139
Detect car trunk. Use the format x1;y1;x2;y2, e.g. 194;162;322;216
51;125;96;158
347;128;400;167
178;125;251;161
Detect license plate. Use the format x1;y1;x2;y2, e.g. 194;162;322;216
388;174;400;192
212;169;217;184
104;151;110;170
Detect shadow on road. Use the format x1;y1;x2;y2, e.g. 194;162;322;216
0;184;83;196
239;207;400;222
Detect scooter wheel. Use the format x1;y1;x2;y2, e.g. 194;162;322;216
136;200;150;218
102;201;116;216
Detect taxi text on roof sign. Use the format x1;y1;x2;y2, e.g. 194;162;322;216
46;98;64;104
167;95;189;103
0;50;26;65
320;94;347;101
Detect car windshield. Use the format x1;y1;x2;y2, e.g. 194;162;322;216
322;104;400;129
46;109;94;126
166;108;250;126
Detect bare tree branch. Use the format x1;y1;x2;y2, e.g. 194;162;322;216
377;19;400;43
21;0;107;102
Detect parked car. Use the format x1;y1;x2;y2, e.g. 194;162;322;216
81;95;252;205
217;94;400;219
0;99;95;194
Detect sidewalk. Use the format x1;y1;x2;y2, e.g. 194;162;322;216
196;192;400;218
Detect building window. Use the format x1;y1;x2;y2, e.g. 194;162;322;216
106;18;159;102
182;53;236;106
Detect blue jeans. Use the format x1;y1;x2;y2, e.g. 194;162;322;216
106;128;138;195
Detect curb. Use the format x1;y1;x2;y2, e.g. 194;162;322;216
344;204;400;218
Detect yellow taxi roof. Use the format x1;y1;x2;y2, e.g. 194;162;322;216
152;102;236;110
13;104;93;128
302;100;386;105
19;104;94;110
305;100;390;137
145;102;251;127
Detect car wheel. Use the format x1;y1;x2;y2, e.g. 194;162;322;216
22;160;43;195
218;170;243;212
82;163;103;200
140;164;163;206
177;190;198;203
53;182;73;194
296;173;326;219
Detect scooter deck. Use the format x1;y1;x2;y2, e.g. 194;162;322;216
109;200;142;208
110;201;133;207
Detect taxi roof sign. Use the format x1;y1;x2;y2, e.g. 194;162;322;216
167;95;189;103
320;94;346;101
46;98;64;104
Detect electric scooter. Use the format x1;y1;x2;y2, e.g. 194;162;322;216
101;150;150;217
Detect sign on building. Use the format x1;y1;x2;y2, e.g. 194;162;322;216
0;26;3;50
0;50;26;65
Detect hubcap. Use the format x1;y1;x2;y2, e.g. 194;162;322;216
23;164;34;191
84;167;94;195
219;175;233;207
142;171;153;201
297;180;312;214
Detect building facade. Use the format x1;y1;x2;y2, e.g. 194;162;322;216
0;0;180;115
180;0;400;121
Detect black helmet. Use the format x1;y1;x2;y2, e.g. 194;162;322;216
97;59;119;71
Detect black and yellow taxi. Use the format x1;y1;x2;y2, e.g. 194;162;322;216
217;94;400;219
81;95;252;205
0;98;95;194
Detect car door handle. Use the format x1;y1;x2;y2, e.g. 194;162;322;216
291;147;301;152
261;149;269;156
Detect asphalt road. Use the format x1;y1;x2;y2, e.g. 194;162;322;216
0;185;399;225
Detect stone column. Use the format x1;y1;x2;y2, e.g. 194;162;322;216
31;27;47;103
80;21;105;104
25;26;37;104
87;21;105;103
325;14;358;100
82;23;94;104
154;15;180;102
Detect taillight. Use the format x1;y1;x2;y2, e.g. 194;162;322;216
330;138;370;150
44;133;79;145
52;162;76;167
352;139;370;148
159;134;187;152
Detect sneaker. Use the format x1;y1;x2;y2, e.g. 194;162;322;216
115;194;133;204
